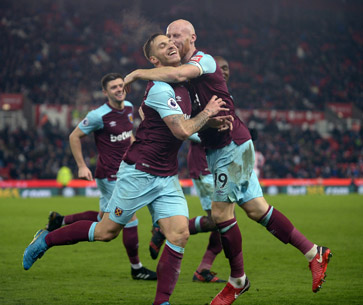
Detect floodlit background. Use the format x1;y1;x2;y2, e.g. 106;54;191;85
0;0;362;182
1;1;363;304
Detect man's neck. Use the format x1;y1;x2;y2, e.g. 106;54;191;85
181;48;197;64
156;62;181;68
109;100;124;110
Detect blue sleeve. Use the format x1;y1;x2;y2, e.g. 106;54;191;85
186;51;217;75
78;109;103;134
144;82;183;118
188;133;201;143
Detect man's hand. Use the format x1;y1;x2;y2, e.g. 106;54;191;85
208;115;234;131
203;95;229;118
78;166;93;181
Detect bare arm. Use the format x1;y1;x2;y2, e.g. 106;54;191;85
69;126;93;181
124;64;201;85
163;95;228;140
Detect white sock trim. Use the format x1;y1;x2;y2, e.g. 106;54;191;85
305;244;318;262
229;274;246;288
131;262;142;269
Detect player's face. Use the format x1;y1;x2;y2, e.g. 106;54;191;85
166;24;192;60
104;78;126;104
215;58;230;82
151;35;180;67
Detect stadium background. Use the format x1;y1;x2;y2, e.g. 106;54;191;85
0;0;362;194
1;1;363;305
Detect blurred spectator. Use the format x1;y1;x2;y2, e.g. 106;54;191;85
0;109;361;181
0;125;96;180
254;150;265;179
56;163;72;196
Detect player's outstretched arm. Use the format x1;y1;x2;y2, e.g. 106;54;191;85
69;126;93;181
124;64;200;86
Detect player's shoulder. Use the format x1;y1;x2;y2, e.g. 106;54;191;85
149;81;174;95
90;103;112;117
188;50;216;74
123;100;134;109
79;104;110;131
190;50;214;63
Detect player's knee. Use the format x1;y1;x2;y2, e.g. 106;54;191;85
168;228;189;248
96;231;116;242
242;197;269;221
104;231;119;242
95;225;121;242
245;209;262;221
179;227;189;244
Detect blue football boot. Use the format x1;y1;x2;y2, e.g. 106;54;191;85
23;229;49;270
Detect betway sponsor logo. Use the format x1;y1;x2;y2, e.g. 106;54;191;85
21;189;52;198
325;186;350;195
286;185;307;195
110;130;132;142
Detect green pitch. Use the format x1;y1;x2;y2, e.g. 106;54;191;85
0;194;362;304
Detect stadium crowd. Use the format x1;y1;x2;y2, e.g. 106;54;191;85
0;0;362;180
1;122;362;180
1;0;361;110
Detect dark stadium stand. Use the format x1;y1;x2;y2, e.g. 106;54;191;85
0;0;362;180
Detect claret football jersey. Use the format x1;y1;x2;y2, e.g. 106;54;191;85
187;50;251;149
79;101;134;180
124;81;191;177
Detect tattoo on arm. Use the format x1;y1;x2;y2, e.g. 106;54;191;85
189;110;210;133
166;109;211;139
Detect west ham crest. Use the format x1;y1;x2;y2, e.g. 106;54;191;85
114;207;123;216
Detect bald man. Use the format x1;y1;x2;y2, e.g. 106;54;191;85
125;19;332;304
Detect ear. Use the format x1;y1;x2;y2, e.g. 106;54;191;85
149;56;159;65
191;33;197;44
102;89;108;97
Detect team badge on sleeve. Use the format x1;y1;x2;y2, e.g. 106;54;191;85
190;55;203;62
114;207;123;216
81;118;89;126
167;98;179;110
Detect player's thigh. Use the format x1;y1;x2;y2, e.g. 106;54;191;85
148;175;189;225
96;178;116;213
107;162;157;225
193;173;213;210
207;140;255;204
211;200;235;223
237;170;265;215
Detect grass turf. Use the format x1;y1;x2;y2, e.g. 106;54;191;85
0;194;362;304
